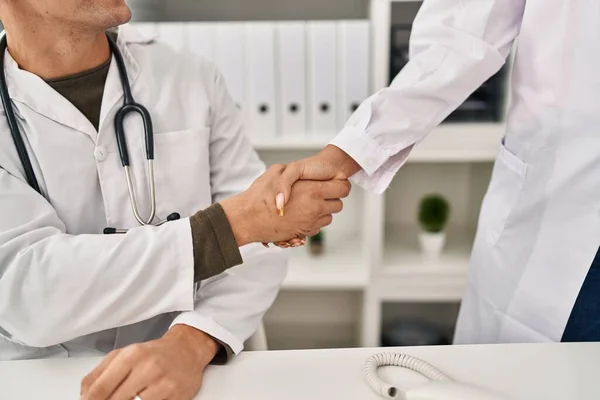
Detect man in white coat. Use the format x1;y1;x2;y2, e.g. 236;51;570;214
0;0;350;399
277;0;600;344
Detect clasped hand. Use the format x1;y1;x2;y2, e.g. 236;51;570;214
220;145;361;247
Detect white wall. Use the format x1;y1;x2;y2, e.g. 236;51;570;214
128;0;164;20
129;0;369;21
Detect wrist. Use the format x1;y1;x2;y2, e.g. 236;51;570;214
165;324;220;366
320;145;361;178
220;195;251;247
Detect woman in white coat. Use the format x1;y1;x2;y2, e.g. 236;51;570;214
277;0;600;344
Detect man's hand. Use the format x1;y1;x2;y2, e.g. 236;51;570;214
275;145;361;214
80;325;218;400
220;165;351;246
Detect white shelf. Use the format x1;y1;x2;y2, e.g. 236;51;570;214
253;123;504;162
409;123;504;162
282;235;368;290
252;135;335;151
372;226;474;301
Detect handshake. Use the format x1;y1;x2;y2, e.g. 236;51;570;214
220;145;361;248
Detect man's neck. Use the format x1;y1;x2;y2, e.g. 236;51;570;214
5;25;111;81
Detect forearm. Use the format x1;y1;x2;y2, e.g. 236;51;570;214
164;324;220;366
330;0;525;191
0;219;195;347
319;145;362;178
171;244;288;360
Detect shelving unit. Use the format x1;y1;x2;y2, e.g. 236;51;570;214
282;235;368;290
359;0;507;348
378;226;473;300
131;0;508;350
384;227;473;270
409;123;503;162
252;135;335;151
253;123;504;160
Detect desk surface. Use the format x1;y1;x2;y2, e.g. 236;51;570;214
1;343;599;399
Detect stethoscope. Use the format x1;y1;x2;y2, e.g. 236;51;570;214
0;33;180;234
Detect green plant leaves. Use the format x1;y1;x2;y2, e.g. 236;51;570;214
418;194;450;233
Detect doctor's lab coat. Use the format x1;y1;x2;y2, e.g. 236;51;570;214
0;25;287;360
331;0;600;343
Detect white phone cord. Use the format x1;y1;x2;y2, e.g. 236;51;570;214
364;353;453;399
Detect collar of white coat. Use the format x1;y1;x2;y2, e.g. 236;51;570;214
2;24;148;138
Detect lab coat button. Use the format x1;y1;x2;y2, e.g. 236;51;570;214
94;147;108;162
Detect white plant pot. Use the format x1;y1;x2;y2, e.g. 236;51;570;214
419;231;446;259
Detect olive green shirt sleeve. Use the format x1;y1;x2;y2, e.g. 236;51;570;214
190;203;240;363
209;336;234;365
189;203;243;283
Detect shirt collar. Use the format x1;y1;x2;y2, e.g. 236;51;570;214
3;24;147;140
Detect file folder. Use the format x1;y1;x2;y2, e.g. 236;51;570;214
187;22;216;62
337;20;370;130
307;21;337;138
157;22;187;53
245;23;277;139
276;22;307;138
214;23;246;115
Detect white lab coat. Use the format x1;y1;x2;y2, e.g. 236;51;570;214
0;25;287;360
331;0;600;343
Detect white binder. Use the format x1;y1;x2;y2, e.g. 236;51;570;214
337;20;370;130
157;22;187;53
214;23;246;115
187;22;216;62
307;21;338;138
276;22;307;138
245;23;277;139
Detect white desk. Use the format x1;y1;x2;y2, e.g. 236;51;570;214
1;343;599;399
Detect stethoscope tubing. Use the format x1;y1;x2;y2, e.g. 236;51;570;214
0;34;41;193
0;32;180;233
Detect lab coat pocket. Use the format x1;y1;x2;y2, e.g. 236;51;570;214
478;140;528;246
153;128;212;218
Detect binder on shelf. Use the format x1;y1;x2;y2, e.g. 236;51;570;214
245;22;277;139
307;21;337;138
276;22;307;138
214;23;246;117
157;22;187;53
187;22;216;62
337;20;370;130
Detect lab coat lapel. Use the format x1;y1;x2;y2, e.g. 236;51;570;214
4;50;98;141
98;26;142;134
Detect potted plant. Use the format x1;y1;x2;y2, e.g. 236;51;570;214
308;231;325;256
418;194;450;259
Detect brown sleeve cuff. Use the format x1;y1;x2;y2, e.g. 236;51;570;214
209;337;234;365
189;203;243;283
